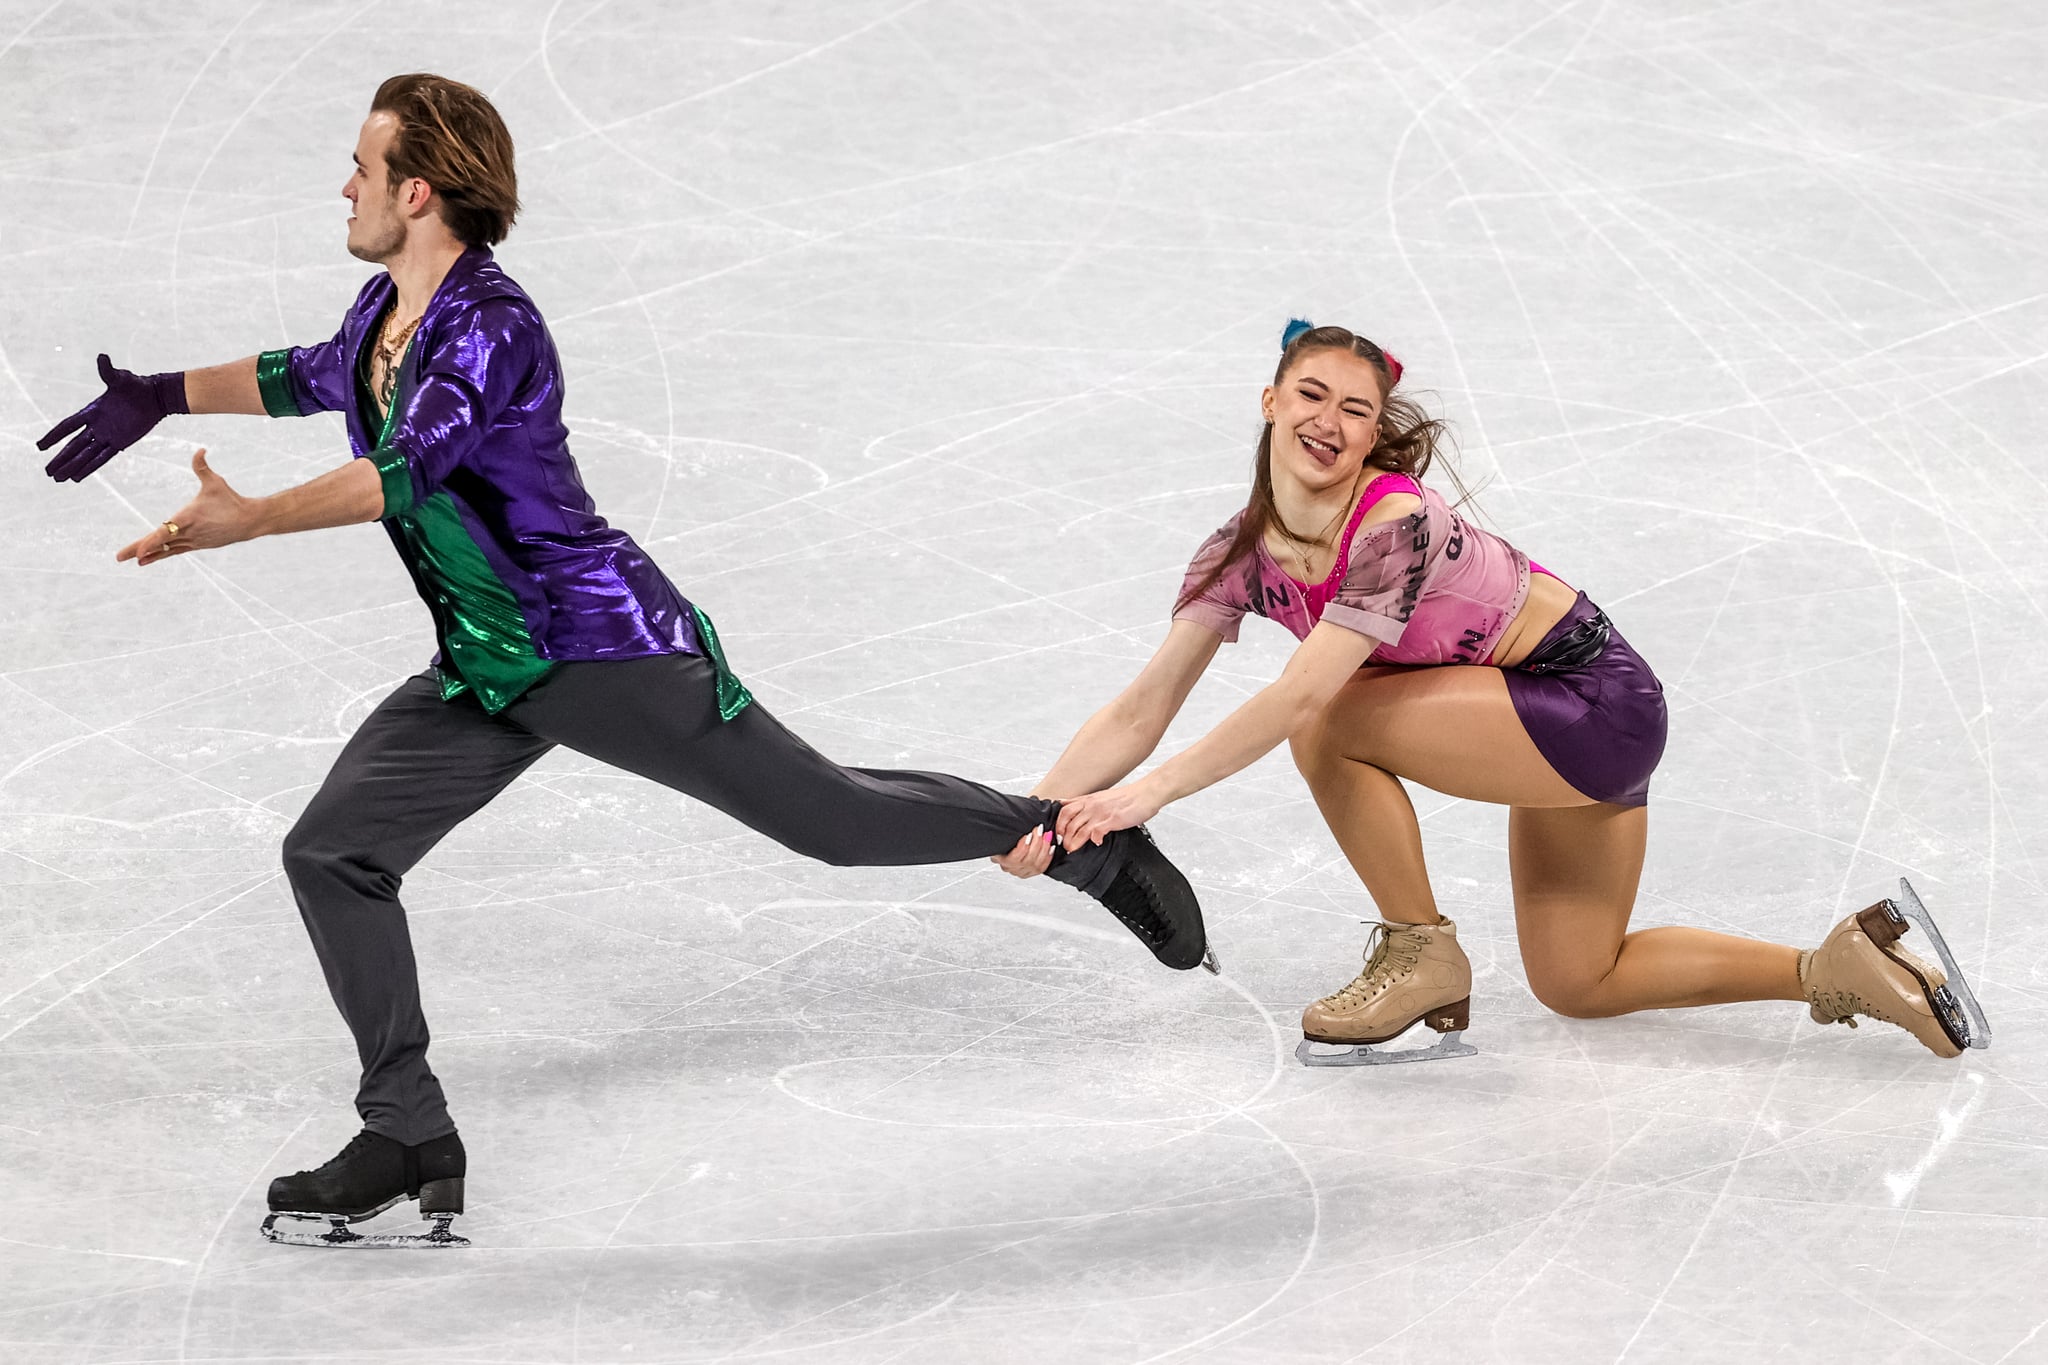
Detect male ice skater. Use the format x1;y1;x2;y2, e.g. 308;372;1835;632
35;74;1213;1249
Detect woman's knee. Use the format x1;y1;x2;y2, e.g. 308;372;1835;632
1288;705;1352;782
1291;673;1409;779
1287;719;1326;778
1521;926;1629;1018
1527;968;1623;1019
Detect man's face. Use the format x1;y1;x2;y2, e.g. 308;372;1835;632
343;112;409;264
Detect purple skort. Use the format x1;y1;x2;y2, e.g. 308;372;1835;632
1502;591;1667;807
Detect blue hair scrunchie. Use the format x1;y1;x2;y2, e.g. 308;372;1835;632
1279;316;1404;386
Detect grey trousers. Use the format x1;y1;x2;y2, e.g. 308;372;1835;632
282;654;1115;1144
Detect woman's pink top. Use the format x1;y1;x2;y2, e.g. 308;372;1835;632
1173;474;1540;665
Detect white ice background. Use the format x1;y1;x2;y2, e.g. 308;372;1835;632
1;2;2045;1362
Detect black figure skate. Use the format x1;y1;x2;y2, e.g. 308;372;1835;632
262;1129;469;1248
1055;824;1219;974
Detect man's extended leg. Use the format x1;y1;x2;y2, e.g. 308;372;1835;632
283;671;555;1143
509;655;1071;865
504;655;1212;969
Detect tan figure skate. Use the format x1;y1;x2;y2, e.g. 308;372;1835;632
1296;917;1477;1067
1801;879;1990;1058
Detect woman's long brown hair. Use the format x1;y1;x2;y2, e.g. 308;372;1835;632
1175;325;1462;614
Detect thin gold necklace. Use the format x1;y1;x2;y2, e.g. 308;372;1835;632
1278;468;1368;580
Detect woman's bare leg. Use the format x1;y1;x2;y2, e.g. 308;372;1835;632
1508;804;1802;1015
1295;664;1802;1017
1291;663;1582;925
1288;720;1438;924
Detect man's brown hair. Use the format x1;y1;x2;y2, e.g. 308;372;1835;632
371;74;520;248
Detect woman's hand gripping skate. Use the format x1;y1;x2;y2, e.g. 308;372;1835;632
991;825;1058;879
1055;781;1164;850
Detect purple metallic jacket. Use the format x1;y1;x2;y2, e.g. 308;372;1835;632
257;247;711;713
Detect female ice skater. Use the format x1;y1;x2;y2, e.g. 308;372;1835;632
31;74;1212;1248
995;320;1990;1069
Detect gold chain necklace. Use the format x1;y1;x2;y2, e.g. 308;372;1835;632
374;310;422;412
1278;468;1368;580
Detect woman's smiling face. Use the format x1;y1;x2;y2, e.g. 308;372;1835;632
1261;347;1385;492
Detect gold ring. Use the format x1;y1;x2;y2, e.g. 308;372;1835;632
162;521;181;539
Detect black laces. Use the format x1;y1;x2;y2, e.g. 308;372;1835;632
1101;864;1168;947
298;1131;379;1177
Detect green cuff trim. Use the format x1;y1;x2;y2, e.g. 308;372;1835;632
370;445;415;518
691;605;753;722
255;349;301;418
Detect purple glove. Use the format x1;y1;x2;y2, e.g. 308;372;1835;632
36;353;188;482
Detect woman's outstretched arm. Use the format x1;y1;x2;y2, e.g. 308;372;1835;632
1056;619;1379;848
992;620;1223;878
1030;620;1225;799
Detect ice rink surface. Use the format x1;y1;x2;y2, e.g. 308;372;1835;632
3;1;2045;1361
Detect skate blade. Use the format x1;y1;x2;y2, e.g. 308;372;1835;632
1295;1031;1478;1068
1200;946;1221;976
1892;878;1992;1050
261;1210;470;1249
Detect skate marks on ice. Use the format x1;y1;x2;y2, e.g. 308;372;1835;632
752;896;1296;1104
1884;1070;1988;1208
262;893;1346;1363
751;898;1338;1365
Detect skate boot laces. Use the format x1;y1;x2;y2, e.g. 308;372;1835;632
1321;923;1422;1010
1809;987;1898;1031
1802;933;1943;1033
292;1130;381;1178
1100;860;1170;950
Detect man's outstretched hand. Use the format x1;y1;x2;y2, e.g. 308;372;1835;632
117;449;259;566
38;353;188;482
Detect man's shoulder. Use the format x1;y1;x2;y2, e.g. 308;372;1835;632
436;267;545;346
412;255;539;361
448;250;538;311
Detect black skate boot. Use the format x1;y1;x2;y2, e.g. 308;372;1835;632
1050;824;1218;973
262;1129;468;1248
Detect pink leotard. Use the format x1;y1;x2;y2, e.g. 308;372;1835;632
1173;474;1551;665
